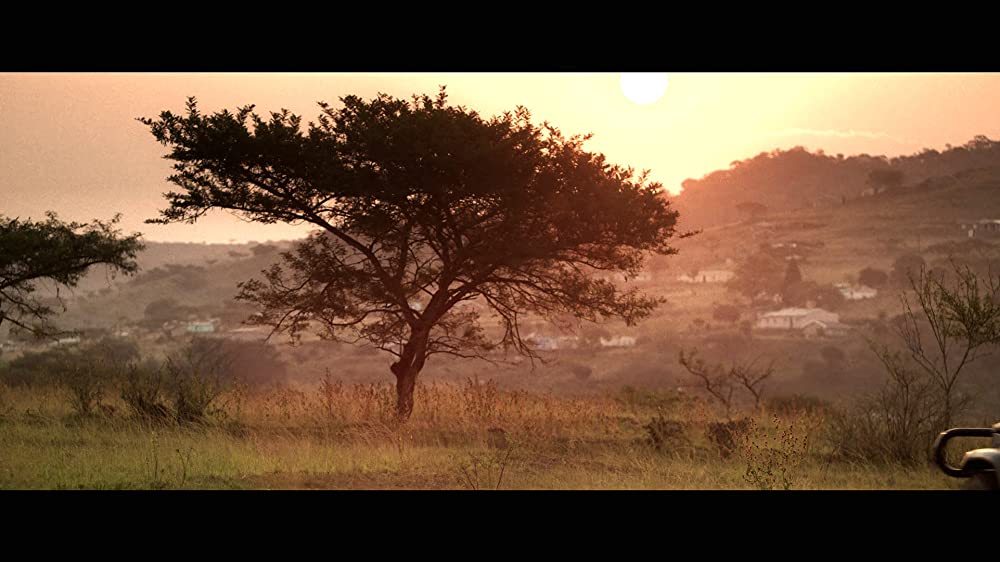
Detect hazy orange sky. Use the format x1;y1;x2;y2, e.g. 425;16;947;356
3;73;1000;243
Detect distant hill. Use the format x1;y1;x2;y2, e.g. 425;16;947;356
51;240;301;332
673;135;1000;230
68;240;302;296
666;163;1000;288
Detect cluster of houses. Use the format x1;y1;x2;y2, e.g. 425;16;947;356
676;258;736;284
592;271;654;283
960;218;1000;238
676;268;735;284
525;333;637;351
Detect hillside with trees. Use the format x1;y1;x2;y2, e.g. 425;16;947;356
674;135;1000;229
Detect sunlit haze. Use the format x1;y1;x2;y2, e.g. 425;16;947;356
3;72;1000;243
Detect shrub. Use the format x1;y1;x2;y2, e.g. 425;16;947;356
59;357;113;416
163;341;232;424
120;361;172;422
824;349;940;464
740;416;814;490
1;346;75;386
644;414;688;452
706;417;752;458
858;267;888;289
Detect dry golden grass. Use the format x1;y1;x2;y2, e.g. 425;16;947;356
0;378;959;490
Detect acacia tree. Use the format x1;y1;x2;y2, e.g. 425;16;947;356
140;90;685;419
0;213;143;338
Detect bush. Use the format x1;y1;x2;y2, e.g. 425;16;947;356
1;338;139;415
120;361;172;422
740;416;814;490
59;357;113;417
644;414;689;451
1;346;75;386
118;340;234;425
163;341;232;424
706;417;752;458
858;267;888;289
824;351;940;465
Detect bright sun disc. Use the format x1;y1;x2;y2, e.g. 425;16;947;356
620;73;669;105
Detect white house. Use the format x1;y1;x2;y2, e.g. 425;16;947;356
53;336;82;347
755;307;840;330
526;333;580;351
224;326;271;341
185;320;217;333
594;271;653;283
835;283;878;300
961;219;1000;238
599;335;637;348
677;269;735;284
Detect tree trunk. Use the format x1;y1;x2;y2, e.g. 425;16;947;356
390;328;430;421
394;367;417;421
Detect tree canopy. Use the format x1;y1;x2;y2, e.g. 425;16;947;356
140;89;686;418
0;213;143;338
729;252;785;305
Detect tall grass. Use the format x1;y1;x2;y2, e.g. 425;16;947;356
0;377;961;490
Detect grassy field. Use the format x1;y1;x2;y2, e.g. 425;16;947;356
0;378;961;490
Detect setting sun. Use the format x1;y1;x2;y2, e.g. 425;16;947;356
620;72;669;105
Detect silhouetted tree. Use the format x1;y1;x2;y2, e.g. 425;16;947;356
891;264;1000;427
812;284;847;311
867;169;904;192
141;298;191;335
729;252;785;305
0;213;142;338
782;280;818;308
140;90;685;419
678;348;774;415
783;260;802;288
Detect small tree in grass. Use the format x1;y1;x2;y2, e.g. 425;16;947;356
891;263;1000;428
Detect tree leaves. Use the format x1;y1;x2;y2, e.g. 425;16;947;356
0;213;143;338
140;88;683;397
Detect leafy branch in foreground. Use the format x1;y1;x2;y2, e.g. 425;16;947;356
0;212;143;338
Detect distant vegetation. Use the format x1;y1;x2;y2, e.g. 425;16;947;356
676;135;1000;228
